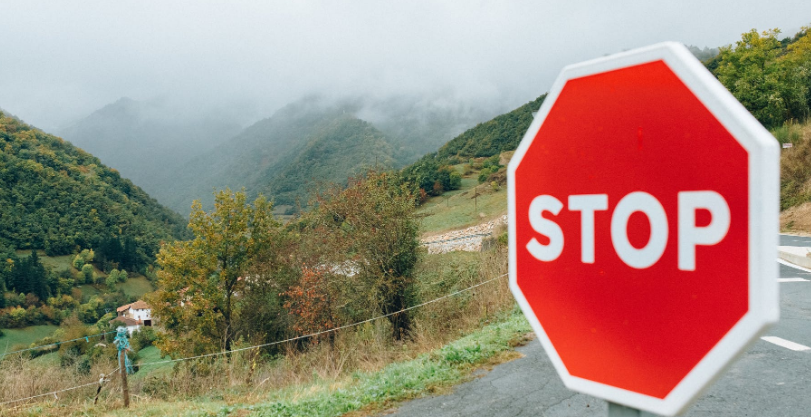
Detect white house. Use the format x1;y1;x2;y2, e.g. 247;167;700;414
113;300;152;335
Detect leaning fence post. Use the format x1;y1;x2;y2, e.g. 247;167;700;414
113;327;132;407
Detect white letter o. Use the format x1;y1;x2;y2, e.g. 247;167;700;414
611;191;668;269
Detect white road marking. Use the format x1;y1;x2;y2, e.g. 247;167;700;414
761;336;811;351
779;277;809;282
777;258;811;273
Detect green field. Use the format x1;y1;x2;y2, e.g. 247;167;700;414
417;173;507;234
15;249;107;280
119;276;154;298
0;324;59;353
15;249;73;270
132;345;173;379
79;284;101;301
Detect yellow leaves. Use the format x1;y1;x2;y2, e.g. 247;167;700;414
154;187;280;356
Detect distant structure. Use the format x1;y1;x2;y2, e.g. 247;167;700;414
112;300;152;335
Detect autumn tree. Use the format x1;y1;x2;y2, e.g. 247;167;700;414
281;266;338;345
304;170;421;340
149;189;281;356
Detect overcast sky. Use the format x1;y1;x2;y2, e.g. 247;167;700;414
1;1;810;131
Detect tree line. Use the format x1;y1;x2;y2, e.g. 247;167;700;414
149;170;420;357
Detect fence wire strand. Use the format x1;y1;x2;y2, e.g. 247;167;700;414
0;272;509;408
139;273;508;367
0;367;120;407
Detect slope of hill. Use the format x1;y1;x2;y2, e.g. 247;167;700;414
157;95;492;214
402;94;546;194
434;94;546;160
159;98;351;213
57;98;242;211
258;115;394;207
0;111;189;258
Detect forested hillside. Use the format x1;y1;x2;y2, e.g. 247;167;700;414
159;98;352;213
157;96;491;214
0;111;189;258
402;94;546;195
257;115;394;207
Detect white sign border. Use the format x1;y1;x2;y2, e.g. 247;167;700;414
506;42;779;416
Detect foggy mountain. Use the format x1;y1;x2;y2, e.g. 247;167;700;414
57;97;243;209
62;95;499;216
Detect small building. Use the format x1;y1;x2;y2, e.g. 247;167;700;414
113;300;152;335
112;316;141;336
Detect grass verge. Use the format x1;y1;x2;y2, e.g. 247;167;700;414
105;309;531;417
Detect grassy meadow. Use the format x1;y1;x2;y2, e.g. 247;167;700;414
416;167;508;235
0;324;59;353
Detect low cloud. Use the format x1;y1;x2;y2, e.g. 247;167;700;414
1;0;809;131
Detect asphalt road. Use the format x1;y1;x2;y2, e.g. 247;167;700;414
380;235;811;417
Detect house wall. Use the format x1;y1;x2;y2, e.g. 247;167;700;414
126;308;151;321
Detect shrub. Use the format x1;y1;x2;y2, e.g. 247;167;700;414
81;264;94;284
449;171;462;189
478;168;492;183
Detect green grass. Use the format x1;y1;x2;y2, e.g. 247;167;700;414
78;284;100;300
132;346;173;379
417;184;506;234
40;254;74;272
119;276;154;298
106;310;531;417
0;324;59;352
15;250;73;271
416;166;507;234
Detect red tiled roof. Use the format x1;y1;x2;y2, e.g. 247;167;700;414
116;300;151;313
112;316;139;327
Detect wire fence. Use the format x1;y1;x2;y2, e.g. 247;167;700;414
0;367;119;407
138;272;508;367
0;272;510;408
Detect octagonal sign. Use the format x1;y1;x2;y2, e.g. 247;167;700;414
507;42;779;415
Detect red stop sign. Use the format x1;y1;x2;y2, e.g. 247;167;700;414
507;43;779;415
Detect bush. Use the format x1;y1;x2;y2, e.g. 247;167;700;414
81;264;94;284
449;171;462;189
131;326;158;351
478;168;492;183
72;249;95;269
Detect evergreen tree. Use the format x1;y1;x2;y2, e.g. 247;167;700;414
122;236;138;271
27;251;49;300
